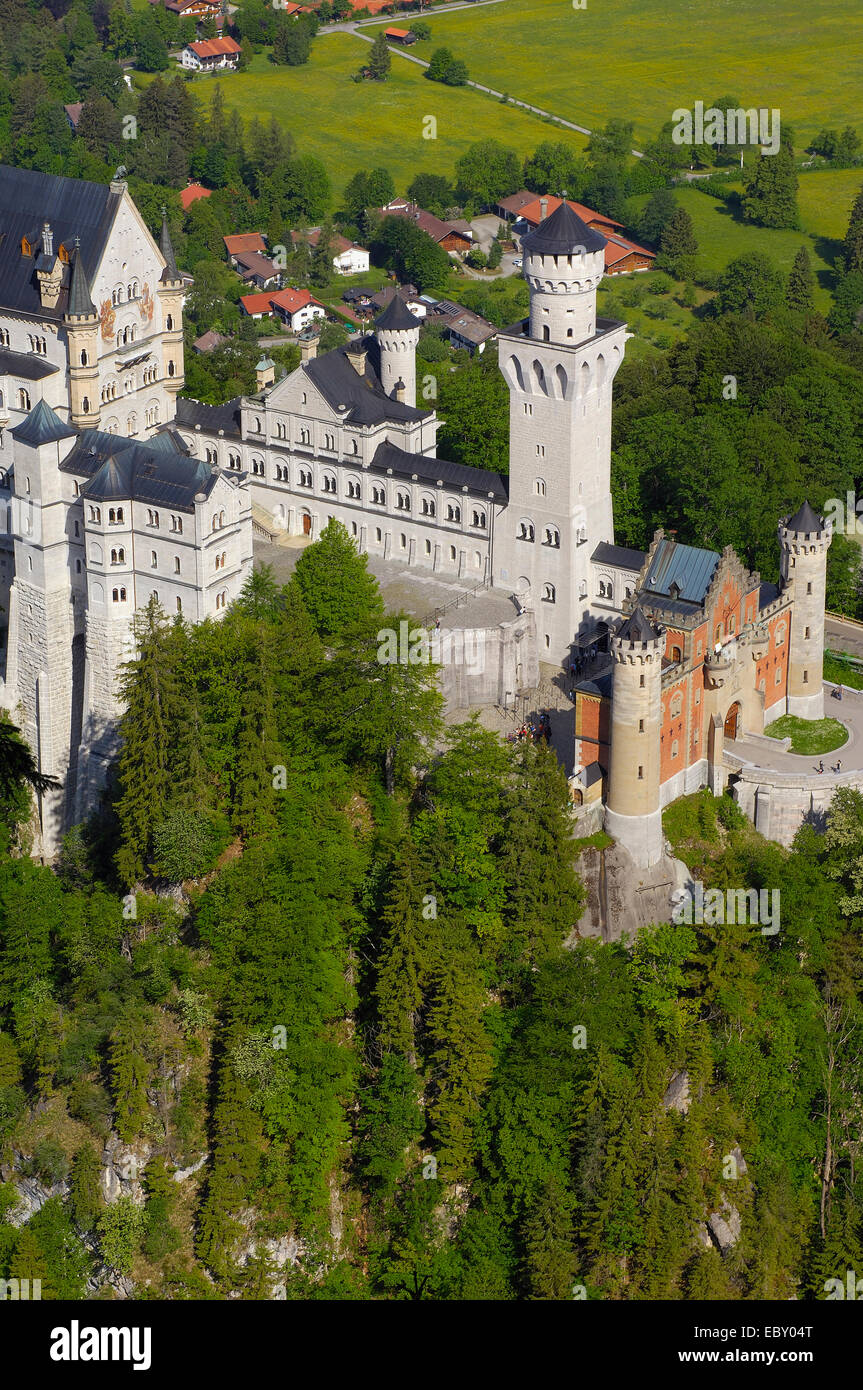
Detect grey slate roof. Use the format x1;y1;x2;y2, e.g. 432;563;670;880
174;395;243;438
617;606;662;643
0;348;59;381
67;244;95;317
0;165;120;320
375;295;421;332
304;338;430;425
61;428;219;512
642;538;719;606
592;540;646;572
785;500;824;534
11;398;77;446
159;211;179;284
371;440;507;501
521;199;607;256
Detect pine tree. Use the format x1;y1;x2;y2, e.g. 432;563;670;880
786;244;815;315
368;32;391;81
376;846;427;1059
310;220;334;288
70;1144;102;1232
659;207;698;275
196;1059;265;1280
426;950;494;1180
843;183;863;274
522;1174;577;1298
11;1227;50;1296
291;520;384;642
742;143;799;228
108;1015;150;1143
114;597;184;885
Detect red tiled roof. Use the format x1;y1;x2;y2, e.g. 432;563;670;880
240;291;277;316
240;287;321;317
385;27;410;37
188;36;241;59
518;194;623;232
224;232;267;256
383;201;471;246
181;182;212;211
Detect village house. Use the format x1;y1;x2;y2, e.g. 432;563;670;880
148;0;222;18
181;37;242;71
291;228;370;276
233;250;282;290
434;304;498;355
380;199;473;255
192;329;228;354
180;182;213;212
384;27;418;44
369;284;427;318
239;287;325;330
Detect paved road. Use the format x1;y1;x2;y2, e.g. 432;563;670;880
319;12;644;158
826;613;863;660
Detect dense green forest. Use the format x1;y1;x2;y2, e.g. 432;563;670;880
2;524;863;1300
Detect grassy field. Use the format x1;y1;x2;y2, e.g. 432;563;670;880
369;0;863;149
196;42;588;200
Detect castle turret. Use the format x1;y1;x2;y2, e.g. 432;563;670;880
779;500;831;719
157;209;185;415
64;240;101;430
375;296;420;407
605;607;665;867
522;197;607;346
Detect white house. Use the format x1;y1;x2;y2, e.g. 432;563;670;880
181;37;242;71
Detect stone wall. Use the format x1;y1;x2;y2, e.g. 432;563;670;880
434;610;538;708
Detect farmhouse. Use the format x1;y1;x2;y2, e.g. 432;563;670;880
181;37;242;71
233;250;282;290
436;305;498;355
381;199;473;255
149;0;221;18
385;28;417;44
370;285;427;318
192;330;227;354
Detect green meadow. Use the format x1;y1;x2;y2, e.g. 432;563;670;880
369;0;863;149
195;41;588;200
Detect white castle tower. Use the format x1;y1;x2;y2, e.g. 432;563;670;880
778;500;831;719
497;199;627;659
375;295;421;407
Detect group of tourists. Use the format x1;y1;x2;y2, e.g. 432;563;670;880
506;712;552;746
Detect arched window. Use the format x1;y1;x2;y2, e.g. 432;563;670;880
299;468;312;488
543;525;559;547
17;389;30;411
300;427;311;445
323;473;337;494
534;479;546;497
276;421;286;439
166;314;173;331
775;623;786;646
324;433;335;451
347;479;361;499
446;503;460;522
472;509;486;528
168;360;175;377
518;519;535;541
396;490;410;510
421;496;435;517
542;583;556;603
670;693;683;718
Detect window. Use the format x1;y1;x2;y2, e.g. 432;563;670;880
638;766;644;780
542;583;556;603
275;463;288;482
536;444;545;457
806;581;812;595
88;505;101;523
206;447;217;465
151;550;158;568
253;417;261;432
148;509;159;528
805;626;810;639
171;515;183;534
229;452;242;471
112;587;126;602
174;557;181;575
82;396;90;414
298;468;312;488
543;525;559;547
449;545;456;561
639;674;645;688
351;440;359;455
299;427;311;446
446;503;460;522
375;527;382;543
518;519;534;541
524;403;533;416
638;718;644;733
775;666;782;686
400;533;407;550
324;434;335;451
110;548;125;564
252;459;265;477
166;314;173;331
472;510;486;529
323;474;337;494
0;329;9;347
108;507;124;525
775;624;786;646
671;739;679;759
347;479;361;499
177;597;182;613
276;421;286;439
168;361;175;377
17;389;30;411
670;693;683;718
421;496;435;517
396;490;410;511
670;645;681;662
372;486;386;505
425;539;431;555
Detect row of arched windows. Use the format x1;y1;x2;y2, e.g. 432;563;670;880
518;521;559;546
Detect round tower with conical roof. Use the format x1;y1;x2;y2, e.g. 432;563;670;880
778;500;831;719
157;209;185;415
375;296;421;407
605;608;666;867
522;197;607;345
64;240;101;430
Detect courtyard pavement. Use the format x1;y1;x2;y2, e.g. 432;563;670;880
727;684;863;777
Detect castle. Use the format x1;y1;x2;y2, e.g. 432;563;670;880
0;164;829;864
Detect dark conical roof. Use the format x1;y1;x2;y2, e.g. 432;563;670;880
616;606;662;644
521;198;607;256
11;398;77;448
159;210;179;283
785;500;824;534
67;244;95;317
375;295;420;332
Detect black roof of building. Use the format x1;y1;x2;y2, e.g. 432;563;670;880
592;540;646;572
174;395;243;439
67;243;95;317
617;606;662;643
11;397;76;446
60;427;221;512
521;199;607;256
375;295;421;332
304;338;430;426
159;211;179;284
371;439;507;500
0;165;121;320
785;499;823;534
759;581;781;608
0;348;60;381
